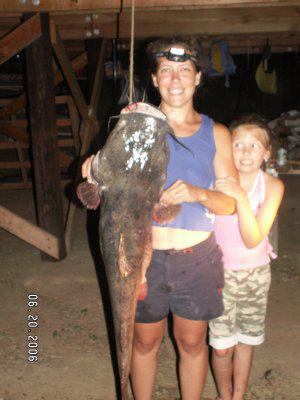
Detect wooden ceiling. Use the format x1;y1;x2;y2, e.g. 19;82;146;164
0;0;299;54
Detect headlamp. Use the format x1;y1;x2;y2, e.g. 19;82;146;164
155;47;198;64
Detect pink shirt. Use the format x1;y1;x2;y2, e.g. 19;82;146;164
215;170;276;270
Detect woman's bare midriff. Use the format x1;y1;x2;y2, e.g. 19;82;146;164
152;226;211;250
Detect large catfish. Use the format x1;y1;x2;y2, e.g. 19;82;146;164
77;103;180;399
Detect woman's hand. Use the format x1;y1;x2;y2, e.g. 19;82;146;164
81;155;95;184
215;176;246;202
159;180;207;206
121;102;138;114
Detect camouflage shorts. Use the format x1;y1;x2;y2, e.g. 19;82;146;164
209;264;271;349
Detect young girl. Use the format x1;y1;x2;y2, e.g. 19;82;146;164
210;115;285;400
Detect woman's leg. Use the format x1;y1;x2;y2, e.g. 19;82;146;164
212;346;235;400
130;319;166;400
173;315;208;400
232;343;253;400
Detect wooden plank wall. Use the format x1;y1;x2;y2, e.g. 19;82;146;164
0;2;299;52
0;96;79;190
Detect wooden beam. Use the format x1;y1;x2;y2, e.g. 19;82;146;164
1;1;299;13
41;32;300;55
16;141;29;185
0;160;31;169
0;6;299;42
9;114;29;186
64;38;107;252
89;38;107;110
0;93;27;120
0;182;32;190
67;96;81;153
0;180;71;190
0;52;87;120
122;7;300;38
0;121;28;144
25;12;66;260
85;38;102;99
51;22;89;121
0;138;74;150
14;118;73;128
50;6;300;39
0;14;41;66
0;121;74;167
0;205;61;260
0;157;77;169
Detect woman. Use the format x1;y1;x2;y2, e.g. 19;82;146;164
83;38;237;400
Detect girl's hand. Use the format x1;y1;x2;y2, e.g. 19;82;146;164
215;176;246;202
81;155;95;184
159;180;207;206
121;102;138;114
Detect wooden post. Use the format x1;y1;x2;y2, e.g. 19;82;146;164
50;23;89;121
0;14;41;67
85;38;102;99
64;38;107;252
67;96;81;154
25;12;66;260
12;113;29;187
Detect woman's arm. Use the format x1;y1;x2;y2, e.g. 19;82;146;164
208;123;238;214
160;123;237;215
216;174;285;248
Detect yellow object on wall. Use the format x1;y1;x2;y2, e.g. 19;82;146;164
255;60;277;94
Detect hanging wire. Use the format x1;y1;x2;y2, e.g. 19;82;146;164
129;0;135;103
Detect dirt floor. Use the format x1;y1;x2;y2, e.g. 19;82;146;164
0;175;299;400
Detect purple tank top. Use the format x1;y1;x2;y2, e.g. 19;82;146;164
153;114;216;231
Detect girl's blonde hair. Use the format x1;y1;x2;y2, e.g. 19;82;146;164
230;114;272;149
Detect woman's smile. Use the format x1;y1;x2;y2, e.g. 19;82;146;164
169;87;184;95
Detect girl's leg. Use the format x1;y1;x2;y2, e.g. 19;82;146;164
232;343;253;400
212;346;235;400
130;319;166;400
231;265;270;399
173;315;208;400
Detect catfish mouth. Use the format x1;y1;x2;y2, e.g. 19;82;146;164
130;102;167;121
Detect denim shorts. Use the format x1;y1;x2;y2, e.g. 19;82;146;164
135;234;224;323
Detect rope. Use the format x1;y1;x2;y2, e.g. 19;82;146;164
129;0;135;104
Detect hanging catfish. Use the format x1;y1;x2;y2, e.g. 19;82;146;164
77;102;180;399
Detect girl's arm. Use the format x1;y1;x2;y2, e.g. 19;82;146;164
160;124;238;215
216;174;285;248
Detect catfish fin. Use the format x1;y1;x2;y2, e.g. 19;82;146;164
152;203;181;224
137;277;148;301
137;237;152;301
118;234;134;278
77;181;101;210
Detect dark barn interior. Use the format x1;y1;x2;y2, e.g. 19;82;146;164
0;1;299;399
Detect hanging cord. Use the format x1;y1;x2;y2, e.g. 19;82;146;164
129;0;135;103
